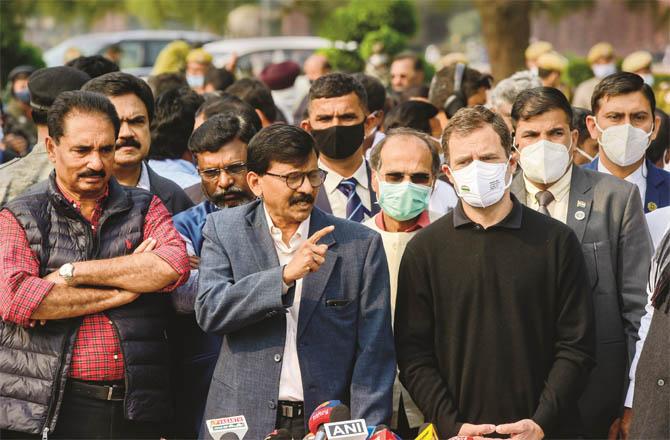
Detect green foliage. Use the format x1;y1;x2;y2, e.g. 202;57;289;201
564;55;592;89
316;48;364;74
1;0;46;84
319;0;417;43
358;26;407;61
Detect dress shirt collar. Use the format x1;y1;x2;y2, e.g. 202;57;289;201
136;161;151;191
374;210;431;232
453;193;523;230
320;157;369;195
523;165;573;204
598;157;647;185
263;204;311;252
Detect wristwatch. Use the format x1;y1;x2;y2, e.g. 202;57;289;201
59;263;76;285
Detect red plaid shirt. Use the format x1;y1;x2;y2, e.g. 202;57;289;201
0;188;189;381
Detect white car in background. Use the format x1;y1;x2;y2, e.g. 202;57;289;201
204;36;354;77
43;30;220;77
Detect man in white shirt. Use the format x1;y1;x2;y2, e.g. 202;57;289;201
509;86;652;438
584;72;670;214
195;124;394;439
301;73;380;222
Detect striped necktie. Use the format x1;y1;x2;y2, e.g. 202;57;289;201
337;177;367;222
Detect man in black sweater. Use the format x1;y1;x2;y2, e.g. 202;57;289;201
395;106;595;439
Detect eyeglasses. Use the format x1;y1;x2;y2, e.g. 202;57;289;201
198;162;247;181
265;169;327;190
383;172;432;185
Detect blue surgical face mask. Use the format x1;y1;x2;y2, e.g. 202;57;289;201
378;180;431;222
14;89;30;104
186;74;205;89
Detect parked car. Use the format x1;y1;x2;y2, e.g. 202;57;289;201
43;30;220;77
203;36;338;77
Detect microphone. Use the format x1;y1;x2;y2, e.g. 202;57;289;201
264;428;293;440
415;423;439;440
307;402;351;440
308;400;345;434
368;425;400;440
205;415;248;440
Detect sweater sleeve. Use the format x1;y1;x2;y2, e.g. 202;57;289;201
394;244;463;437
532;230;596;433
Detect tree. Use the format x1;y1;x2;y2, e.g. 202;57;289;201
0;1;46;84
474;0;529;82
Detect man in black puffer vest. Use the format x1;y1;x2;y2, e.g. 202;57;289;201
0;91;189;439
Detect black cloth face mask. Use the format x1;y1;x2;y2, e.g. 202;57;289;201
311;121;365;160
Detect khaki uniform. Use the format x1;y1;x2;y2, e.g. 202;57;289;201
0;142;53;206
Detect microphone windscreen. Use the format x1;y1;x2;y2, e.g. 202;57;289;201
220;434;240;440
328;404;351;423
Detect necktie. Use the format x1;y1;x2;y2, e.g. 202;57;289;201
337;177;366;222
535;190;554;216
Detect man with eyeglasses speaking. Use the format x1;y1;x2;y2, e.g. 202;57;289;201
169;111;258;438
195;124;395;439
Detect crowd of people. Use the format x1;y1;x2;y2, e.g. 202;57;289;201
0;37;669;440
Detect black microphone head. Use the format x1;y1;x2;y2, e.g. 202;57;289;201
329;404;351;423
220;433;240;440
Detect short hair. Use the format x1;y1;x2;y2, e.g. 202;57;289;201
572;107;593;146
147;73;188;98
441;105;512;163
511;87;573;130
226;78;277;122
592;71;656;117
47;90;120;143
247;124;316;175
382;100;437;135
392;52;423;72
195;93;262;132
188;111;258;155
352;73;386;113
429;64;493;110
149;87;204;160
82;71;155;122
66;55;119;79
307;73;368;114
647;108;669;163
401;85;430;101
370;127;440;177
491;70;542;108
205;67;236;92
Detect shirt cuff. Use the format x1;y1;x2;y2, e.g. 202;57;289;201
281;265;295;294
3;277;55;327
151;245;190;292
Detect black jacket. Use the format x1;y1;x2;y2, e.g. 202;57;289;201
146;163;193;215
0;174;173;435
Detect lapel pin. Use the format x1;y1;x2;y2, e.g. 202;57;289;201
577;200;586;208
575;210;586;221
648;201;658;212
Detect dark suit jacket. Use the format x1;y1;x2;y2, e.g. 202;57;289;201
146;164;194;215
512;165;652;436
584;158;670;213
195;200;395;439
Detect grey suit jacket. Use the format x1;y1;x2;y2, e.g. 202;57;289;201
195;200;395;439
511;165;652;436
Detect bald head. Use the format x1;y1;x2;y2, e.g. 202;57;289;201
304;54;331;82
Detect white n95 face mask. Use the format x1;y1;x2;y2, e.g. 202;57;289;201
592;62;617;79
518;139;571;185
595;120;653;167
449;159;511;208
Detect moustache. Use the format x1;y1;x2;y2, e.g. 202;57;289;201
115;138;141;149
289;193;315;206
78;170;106;179
209;187;251;204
